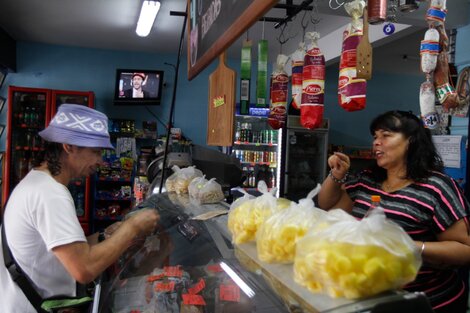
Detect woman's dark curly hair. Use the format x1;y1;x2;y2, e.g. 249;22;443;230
32;141;64;176
367;110;444;182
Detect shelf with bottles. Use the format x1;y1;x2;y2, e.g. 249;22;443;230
12;103;46;130
242;164;277;189
234;149;277;164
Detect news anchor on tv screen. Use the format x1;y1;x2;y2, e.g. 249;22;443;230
122;72;150;98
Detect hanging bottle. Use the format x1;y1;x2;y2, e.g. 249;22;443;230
365;195;382;217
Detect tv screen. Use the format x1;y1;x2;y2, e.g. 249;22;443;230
114;69;164;105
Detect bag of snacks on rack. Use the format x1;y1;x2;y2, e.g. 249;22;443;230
165;165;203;194
257;185;326;263
293;208;421;299
227;181;291;244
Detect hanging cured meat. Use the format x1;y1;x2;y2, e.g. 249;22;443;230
291;41;306;110
268;54;289;130
300;32;325;129
338;0;367;112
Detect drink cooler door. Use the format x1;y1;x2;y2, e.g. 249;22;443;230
283;128;328;202
3;86;51;207
51;90;95;234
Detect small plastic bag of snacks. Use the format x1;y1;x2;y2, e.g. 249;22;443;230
293;208;422;299
196;178;225;204
188;175;207;199
257;185;326;263
227;181;291;244
165;165;203;194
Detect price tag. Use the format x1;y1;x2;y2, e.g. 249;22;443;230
155;281;176;292
207;264;223;273
147;273;164;282
182;294;206;306
188;278;206;295
164;266;183;278
219;284;241;302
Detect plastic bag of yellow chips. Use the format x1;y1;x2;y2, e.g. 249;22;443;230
293;208;421;299
165;165;203;194
257;185;326;263
227;181;291;244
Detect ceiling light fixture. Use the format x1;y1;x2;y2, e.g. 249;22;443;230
136;0;161;37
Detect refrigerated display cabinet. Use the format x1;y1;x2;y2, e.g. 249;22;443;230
3;86;95;234
93;192;434;313
232;113;282;196
282;116;329;202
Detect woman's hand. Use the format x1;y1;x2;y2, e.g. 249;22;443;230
328;152;351;180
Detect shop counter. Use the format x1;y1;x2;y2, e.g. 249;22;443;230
94;192;432;313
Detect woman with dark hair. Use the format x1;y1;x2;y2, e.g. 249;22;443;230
318;110;470;313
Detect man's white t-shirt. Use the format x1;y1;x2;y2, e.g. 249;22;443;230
0;170;86;312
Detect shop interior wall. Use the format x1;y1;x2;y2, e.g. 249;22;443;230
0;39;446;153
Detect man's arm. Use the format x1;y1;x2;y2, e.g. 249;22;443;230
53;209;158;284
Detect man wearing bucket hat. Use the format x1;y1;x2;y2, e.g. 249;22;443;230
0;104;159;312
123;72;150;98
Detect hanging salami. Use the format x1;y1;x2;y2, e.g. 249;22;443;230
300;32;325;129
268;54;289;130
291;42;305;110
420;79;439;129
338;1;367;112
420;28;440;74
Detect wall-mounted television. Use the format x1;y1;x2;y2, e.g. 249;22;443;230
114;69;164;105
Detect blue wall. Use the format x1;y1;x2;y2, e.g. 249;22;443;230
456;23;470;70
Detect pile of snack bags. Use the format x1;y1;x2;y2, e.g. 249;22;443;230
227;182;422;300
165;165;225;204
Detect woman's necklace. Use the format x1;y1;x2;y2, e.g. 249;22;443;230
382;179;412;193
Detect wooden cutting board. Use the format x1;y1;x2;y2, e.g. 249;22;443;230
356;6;372;80
207;51;236;146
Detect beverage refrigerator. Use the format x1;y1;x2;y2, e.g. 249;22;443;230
3;86;95;234
281;116;329;202
231;108;282;196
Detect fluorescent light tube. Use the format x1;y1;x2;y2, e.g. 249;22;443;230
220;262;256;298
136;0;161;37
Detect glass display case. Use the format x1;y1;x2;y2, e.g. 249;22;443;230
96;193;288;313
94;192;433;313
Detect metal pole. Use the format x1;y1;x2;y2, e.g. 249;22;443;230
159;9;187;193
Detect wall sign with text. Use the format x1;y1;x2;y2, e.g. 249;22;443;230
187;0;276;80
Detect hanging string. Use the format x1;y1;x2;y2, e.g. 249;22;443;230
301;11;309;40
277;23;296;54
262;18;266;40
310;0;322;28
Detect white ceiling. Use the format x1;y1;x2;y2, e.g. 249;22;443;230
0;0;469;77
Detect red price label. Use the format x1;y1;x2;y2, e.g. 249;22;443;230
147;273;164;282
207;264;223;273
182;294;206;306
219;284;240;302
188;278;206;295
164;266;183;277
155;281;175;292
